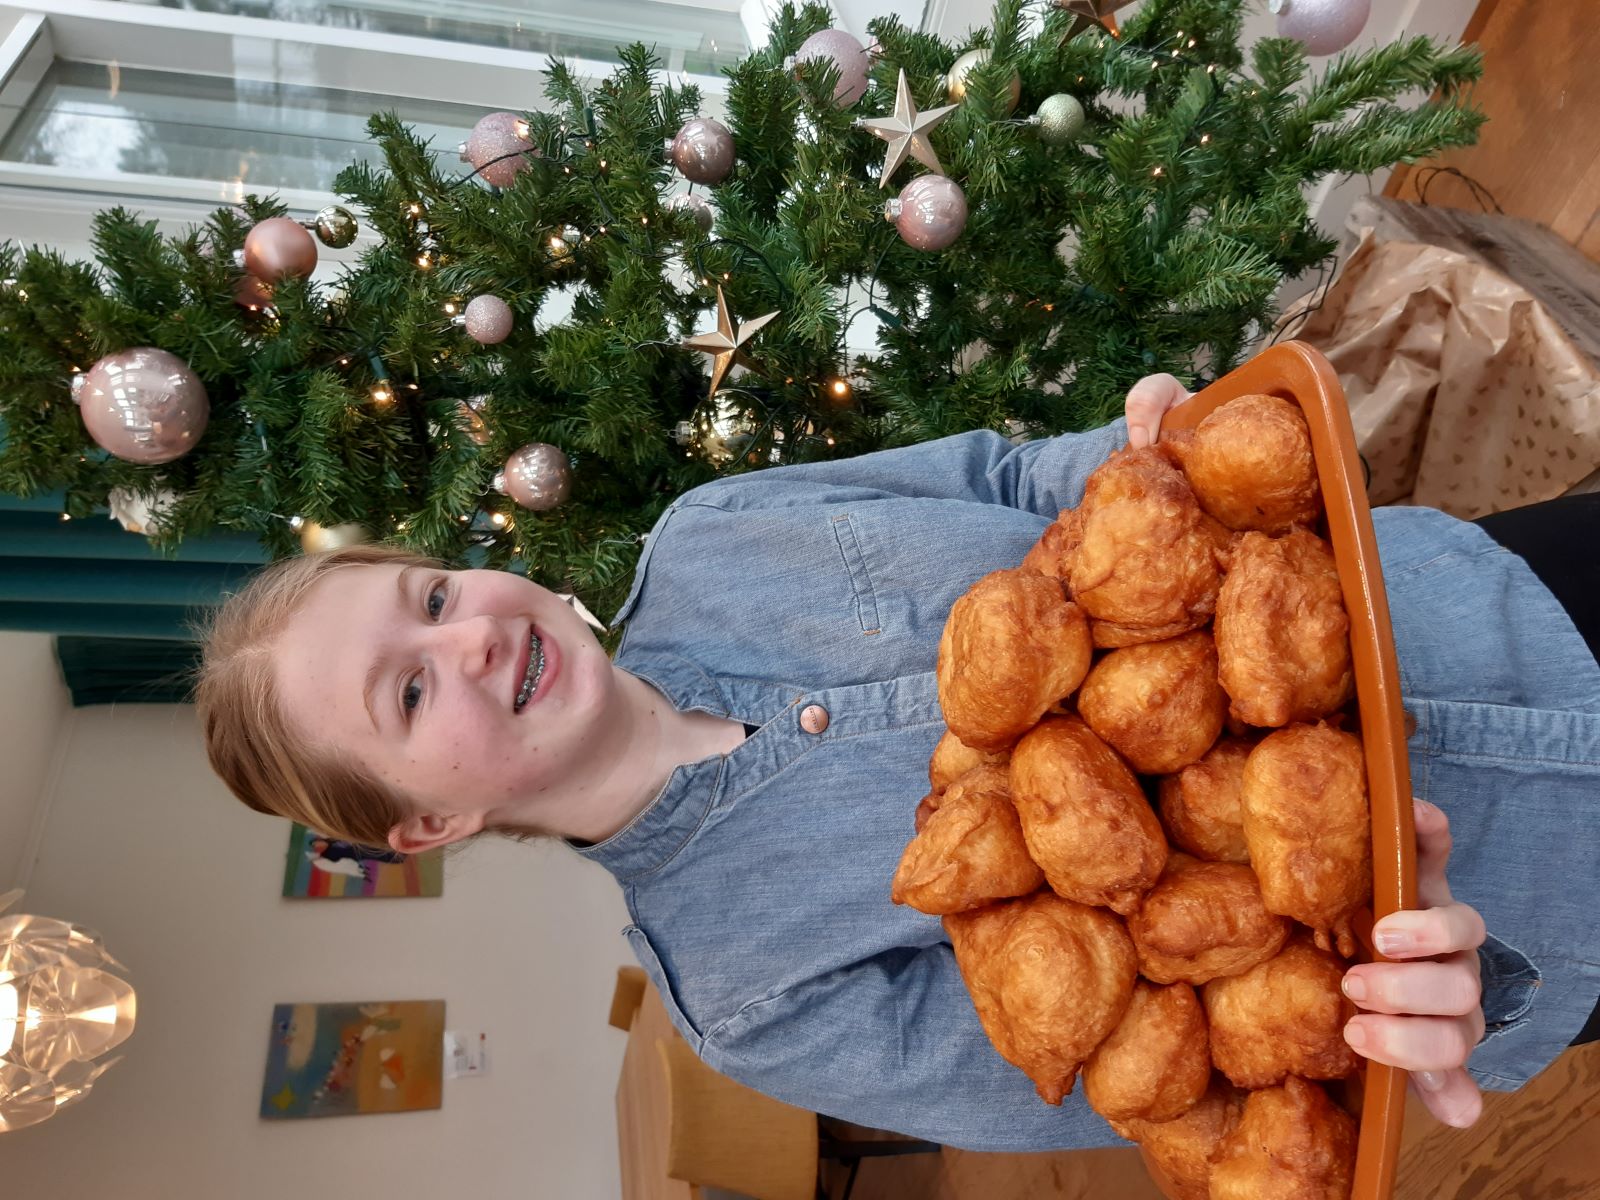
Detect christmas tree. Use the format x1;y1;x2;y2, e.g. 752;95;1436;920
0;0;1482;626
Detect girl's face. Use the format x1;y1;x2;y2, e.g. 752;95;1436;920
272;563;615;846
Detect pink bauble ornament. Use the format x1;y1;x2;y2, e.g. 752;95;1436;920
498;443;573;511
463;294;514;345
667;191;715;234
463;111;537;188
232;273;275;310
76;347;210;464
668;118;735;185
796;28;871;107
885;175;968;251
243;217;318;282
1272;0;1371;55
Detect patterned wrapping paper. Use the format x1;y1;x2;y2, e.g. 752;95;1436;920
1281;195;1600;519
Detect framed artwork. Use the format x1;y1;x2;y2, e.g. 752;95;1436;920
260;999;446;1119
282;823;443;898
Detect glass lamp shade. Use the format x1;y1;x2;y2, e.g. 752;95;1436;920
0;890;136;1133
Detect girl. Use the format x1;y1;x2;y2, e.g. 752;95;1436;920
196;375;1600;1149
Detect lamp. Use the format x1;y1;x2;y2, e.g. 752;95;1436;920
0;889;136;1132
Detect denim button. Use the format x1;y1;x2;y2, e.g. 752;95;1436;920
800;704;830;734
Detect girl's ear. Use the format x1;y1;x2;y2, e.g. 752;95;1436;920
388;809;483;856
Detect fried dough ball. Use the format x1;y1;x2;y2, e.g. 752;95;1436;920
1158;738;1253;864
1242;724;1372;958
892;765;1045;915
1009;716;1168;916
1021;508;1082;580
1118;1079;1246;1200
937;568;1094;752
1202;933;1360;1090
1079;631;1227;774
1066;449;1223;647
1209;1076;1358;1200
1214;530;1353;728
1082;980;1211;1124
1163;394;1322;534
1128;854;1290;985
928;729;1009;795
944;892;1138;1105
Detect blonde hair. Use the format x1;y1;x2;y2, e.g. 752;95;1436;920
193;543;441;849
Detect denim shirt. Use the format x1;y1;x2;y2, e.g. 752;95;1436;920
575;420;1600;1152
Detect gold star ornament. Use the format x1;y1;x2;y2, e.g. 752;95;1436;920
1055;0;1138;17
857;69;957;187
682;285;780;398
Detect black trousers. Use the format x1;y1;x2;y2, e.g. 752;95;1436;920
1472;491;1600;1047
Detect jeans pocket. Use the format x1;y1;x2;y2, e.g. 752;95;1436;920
1478;930;1542;1038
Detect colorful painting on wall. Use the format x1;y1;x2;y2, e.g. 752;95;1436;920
260;999;446;1119
282;823;444;898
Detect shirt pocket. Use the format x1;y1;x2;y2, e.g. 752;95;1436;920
831;513;883;635
625;925;705;1050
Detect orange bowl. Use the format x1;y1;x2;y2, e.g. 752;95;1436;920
1155;341;1418;1200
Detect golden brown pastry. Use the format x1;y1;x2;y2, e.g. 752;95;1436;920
1066;448;1224;647
1119;1079;1246;1200
1128;854;1290;985
944;892;1138;1104
892;765;1045;915
1214;529;1353;728
1078;631;1227;774
1158;738;1253;864
928;729;1009;795
1162;394;1322;534
1021;508;1082;579
936;569;1094;752
1009;716;1168;915
1082;980;1211;1124
1242;724;1372;958
1209;1075;1358;1200
1202;933;1361;1090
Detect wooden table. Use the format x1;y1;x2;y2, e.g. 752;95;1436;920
616;983;701;1200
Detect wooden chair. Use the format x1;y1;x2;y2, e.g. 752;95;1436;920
610;965;648;1032
654;1037;941;1200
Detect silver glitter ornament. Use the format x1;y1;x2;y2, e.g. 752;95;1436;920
667;118;735;185
313;205;358;248
499;443;573;511
1032;94;1086;146
885;175;968;251
463;111;537;188
463;294;514;345
76;347;210;464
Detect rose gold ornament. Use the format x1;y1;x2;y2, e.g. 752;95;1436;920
76;347;210;464
242;217;319;283
298;520;370;553
463;111;537;188
457;395;494;446
498;443;573;511
232;272;275;310
463;294;514;345
885;175;968;251
667;192;715;234
944;48;1021;114
667;118;735;185
796;28;872;107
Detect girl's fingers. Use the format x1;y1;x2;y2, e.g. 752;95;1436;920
1344;1007;1486;1073
1372;902;1486;959
1410;1066;1484;1129
1412;798;1456;908
1341;951;1482;1017
1125;374;1188;448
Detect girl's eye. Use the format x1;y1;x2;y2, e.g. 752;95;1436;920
426;582;448;619
402;676;424;714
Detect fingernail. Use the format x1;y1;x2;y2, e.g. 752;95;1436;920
1414;1070;1448;1093
1374;929;1414;956
1414;798;1439;819
1341;974;1368;1002
1344;1021;1368;1051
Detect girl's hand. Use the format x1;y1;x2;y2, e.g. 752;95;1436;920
1341;799;1486;1128
1124;373;1192;449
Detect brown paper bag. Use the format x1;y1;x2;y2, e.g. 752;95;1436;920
1280;195;1600;518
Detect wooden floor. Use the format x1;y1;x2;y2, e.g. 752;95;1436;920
824;1041;1600;1200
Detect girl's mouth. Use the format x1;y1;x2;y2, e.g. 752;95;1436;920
513;627;546;712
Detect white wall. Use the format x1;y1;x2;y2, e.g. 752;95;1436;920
0;630;71;892
1;702;636;1200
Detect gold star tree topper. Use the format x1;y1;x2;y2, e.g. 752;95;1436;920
857;68;957;187
682;285;780;398
1055;0;1138;18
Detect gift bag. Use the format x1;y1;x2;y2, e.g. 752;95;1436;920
1281;195;1600;518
